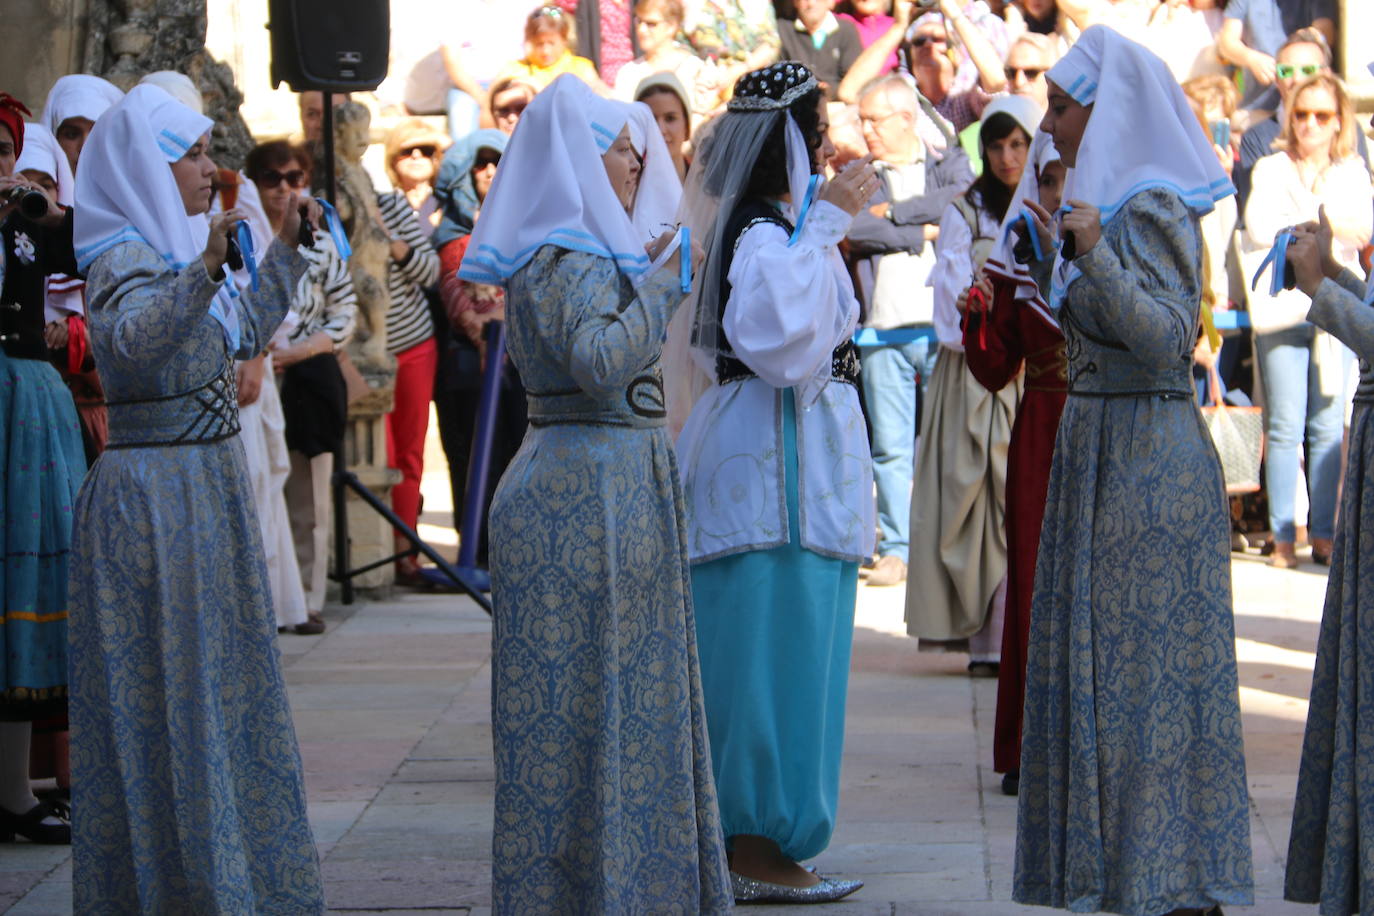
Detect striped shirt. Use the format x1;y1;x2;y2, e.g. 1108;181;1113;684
377;190;439;355
286;234;357;348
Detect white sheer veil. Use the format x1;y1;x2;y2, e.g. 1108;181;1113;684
676;63;820;377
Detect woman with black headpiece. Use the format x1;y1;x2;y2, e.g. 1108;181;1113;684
676;61;877;903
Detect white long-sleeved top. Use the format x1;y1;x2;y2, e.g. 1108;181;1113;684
677;200;875;564
929;196;1000;351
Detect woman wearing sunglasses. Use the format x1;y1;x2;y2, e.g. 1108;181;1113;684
379;120;445;586
1243;73;1372;569
246;140;359;634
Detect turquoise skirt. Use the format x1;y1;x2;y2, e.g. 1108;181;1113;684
0;352;84;718
691;389;858;862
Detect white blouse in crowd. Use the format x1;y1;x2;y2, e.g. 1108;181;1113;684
677;200;875;565
929;196;1002;352
1244;151;1373;334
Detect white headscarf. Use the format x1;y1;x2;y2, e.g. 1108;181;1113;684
138;71;203;114
1044;27;1232;307
983;129;1061;327
458;75;656;287
74;84;240;350
41;74;124;137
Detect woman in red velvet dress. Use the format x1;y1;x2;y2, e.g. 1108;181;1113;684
963;131;1066;796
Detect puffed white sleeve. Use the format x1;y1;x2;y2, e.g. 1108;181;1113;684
929;200;973;351
722;200;858;390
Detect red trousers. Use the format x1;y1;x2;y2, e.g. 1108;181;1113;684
386;337;438;533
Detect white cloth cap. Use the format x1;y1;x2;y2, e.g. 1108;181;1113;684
977;94;1043;157
138;71;204;114
1046;25;1232;306
14;122;74;207
74;84;239;349
458;74;656;287
41;74;124;136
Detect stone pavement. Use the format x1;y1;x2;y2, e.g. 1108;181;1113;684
0;547;1332;914
0;443;1334;912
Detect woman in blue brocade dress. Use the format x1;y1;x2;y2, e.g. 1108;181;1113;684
1012;28;1253;915
69;85;324;913
457;75;730;914
1283;210;1374;913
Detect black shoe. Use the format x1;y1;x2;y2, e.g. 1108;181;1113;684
1001;771;1019;796
0;800;70;844
293;612;326;635
967;661;1000;678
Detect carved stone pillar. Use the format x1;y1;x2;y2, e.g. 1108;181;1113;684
320;100;400;592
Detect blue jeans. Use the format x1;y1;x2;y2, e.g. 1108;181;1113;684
446;88;482;144
1257;325;1344;542
860;335;938;562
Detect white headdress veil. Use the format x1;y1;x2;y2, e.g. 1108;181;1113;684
457;74;657;287
41;74;124;137
677;62;819;374
1045;25;1233;307
982;129;1061;327
74;84;241;351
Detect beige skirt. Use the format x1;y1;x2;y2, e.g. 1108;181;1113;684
904;347;1020;639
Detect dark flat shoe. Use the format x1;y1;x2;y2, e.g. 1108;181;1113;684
0;800;70;844
1001;771;1019;796
293;612;326;635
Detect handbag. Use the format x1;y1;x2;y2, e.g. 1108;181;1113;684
1200;366;1264;494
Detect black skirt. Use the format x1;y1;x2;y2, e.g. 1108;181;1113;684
279;352;347;458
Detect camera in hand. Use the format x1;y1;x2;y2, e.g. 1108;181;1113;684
1060;229;1077;261
297;203;315;248
225;224;245;273
6;187;49;221
1011;219;1036;265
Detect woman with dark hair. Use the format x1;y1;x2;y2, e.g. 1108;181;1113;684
904;95;1039;674
245;139;358;635
634;72;692;181
676;62;878;903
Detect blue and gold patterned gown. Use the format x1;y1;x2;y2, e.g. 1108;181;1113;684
1013;189;1254;914
71;240;324;914
1285;267;1374;915
489;246;732;915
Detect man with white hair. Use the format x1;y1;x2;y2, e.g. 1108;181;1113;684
846;74;973;587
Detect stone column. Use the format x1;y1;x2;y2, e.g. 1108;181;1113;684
322;100;400;594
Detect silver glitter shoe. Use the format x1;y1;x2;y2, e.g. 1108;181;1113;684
730;870;863;904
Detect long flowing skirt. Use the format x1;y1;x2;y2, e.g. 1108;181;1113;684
691;391;858;862
1285;403;1374;914
0;354;84;719
69;437;324;914
905;348;1019;640
488;422;731;915
1013;393;1254;915
238;360;308;628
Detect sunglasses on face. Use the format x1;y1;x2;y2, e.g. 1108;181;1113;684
1294;108;1337;126
1005;66;1045;81
1276;63;1322;80
910;34;945;47
494;101;527;119
400;145;437;159
258;168;307;188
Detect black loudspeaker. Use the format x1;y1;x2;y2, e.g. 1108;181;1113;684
268;0;390;93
